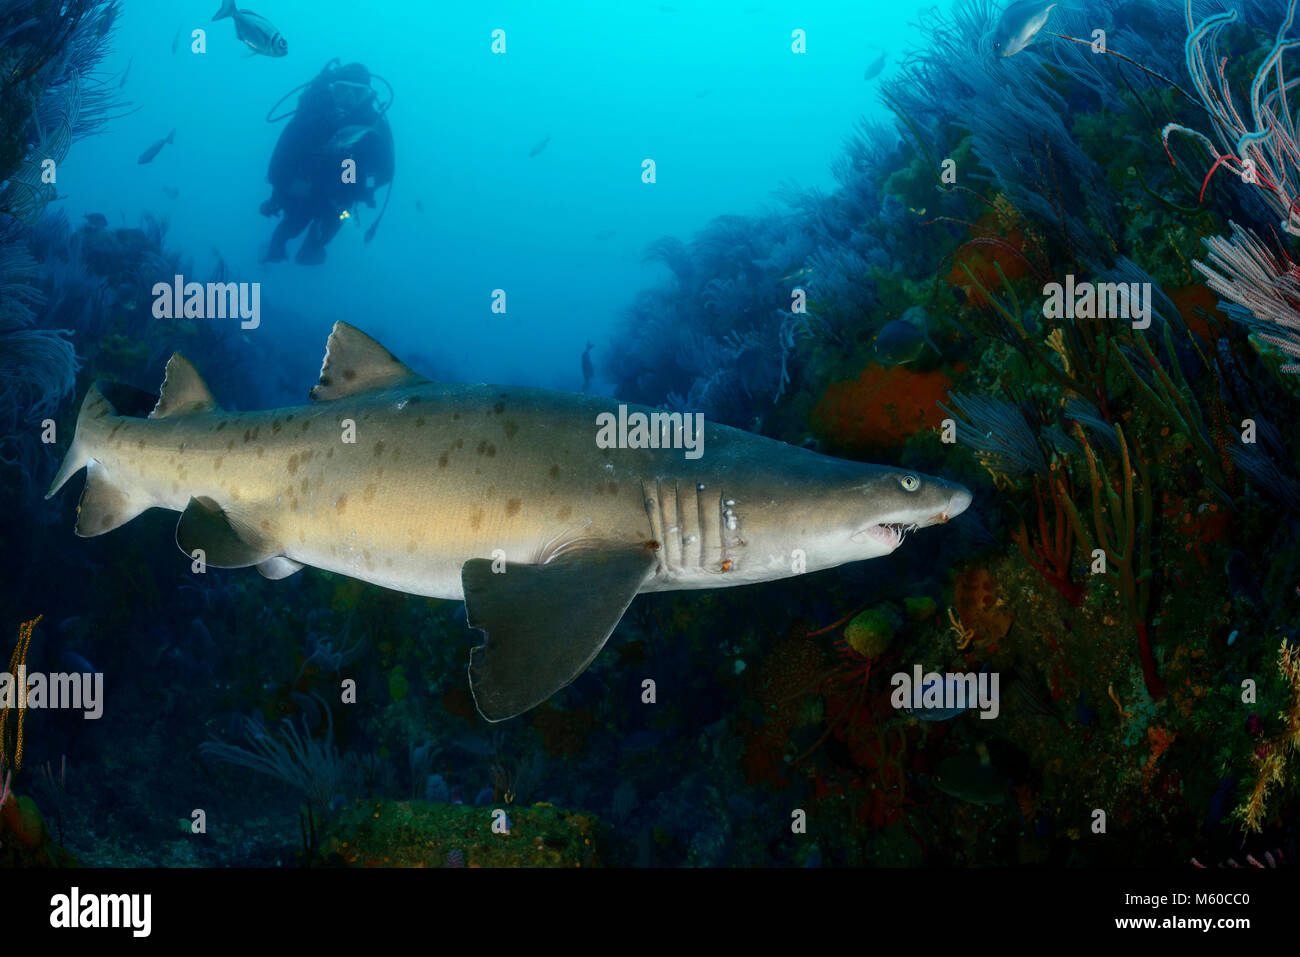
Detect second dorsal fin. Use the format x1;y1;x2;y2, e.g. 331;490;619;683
309;321;426;401
150;354;219;418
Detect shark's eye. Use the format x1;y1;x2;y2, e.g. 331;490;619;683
900;474;920;492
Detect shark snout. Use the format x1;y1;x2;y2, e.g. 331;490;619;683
935;485;972;524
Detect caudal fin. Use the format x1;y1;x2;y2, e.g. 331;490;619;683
212;0;236;22
45;381;159;536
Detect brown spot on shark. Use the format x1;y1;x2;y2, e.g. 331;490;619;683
336;493;348;514
506;498;522;517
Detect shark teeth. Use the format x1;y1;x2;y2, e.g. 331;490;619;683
851;521;921;549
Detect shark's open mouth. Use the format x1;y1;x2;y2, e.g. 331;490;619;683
852;521;922;549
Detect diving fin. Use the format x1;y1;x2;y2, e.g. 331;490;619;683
462;542;657;722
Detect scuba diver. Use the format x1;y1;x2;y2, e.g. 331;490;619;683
260;60;395;265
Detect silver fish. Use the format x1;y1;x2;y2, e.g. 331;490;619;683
47;323;971;722
137;130;174;164
211;0;287;58
991;0;1058;58
863;51;886;80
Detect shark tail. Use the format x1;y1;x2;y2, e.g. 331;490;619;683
46;354;219;537
45;380;158;535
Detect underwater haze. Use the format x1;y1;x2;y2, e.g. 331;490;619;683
64;0;914;389
2;0;1300;874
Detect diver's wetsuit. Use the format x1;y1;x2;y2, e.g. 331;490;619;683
262;63;394;264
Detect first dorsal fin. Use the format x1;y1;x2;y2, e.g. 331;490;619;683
150;354;219;418
309;321;426;401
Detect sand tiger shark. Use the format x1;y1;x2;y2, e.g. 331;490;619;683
47;322;972;720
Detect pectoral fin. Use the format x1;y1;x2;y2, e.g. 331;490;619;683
175;495;278;568
462;542;657;722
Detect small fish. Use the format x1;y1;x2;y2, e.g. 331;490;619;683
528;134;550;157
415;199;424;213
873;307;942;366
863;51;886;80
119;55;133;88
211;1;287;58
83;212;108;229
990;0;1058;58
162;186;180;199
138;130;174;164
779;266;813;282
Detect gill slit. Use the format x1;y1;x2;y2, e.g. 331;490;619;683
718;488;727;565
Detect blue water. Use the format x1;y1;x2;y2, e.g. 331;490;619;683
70;0;914;389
